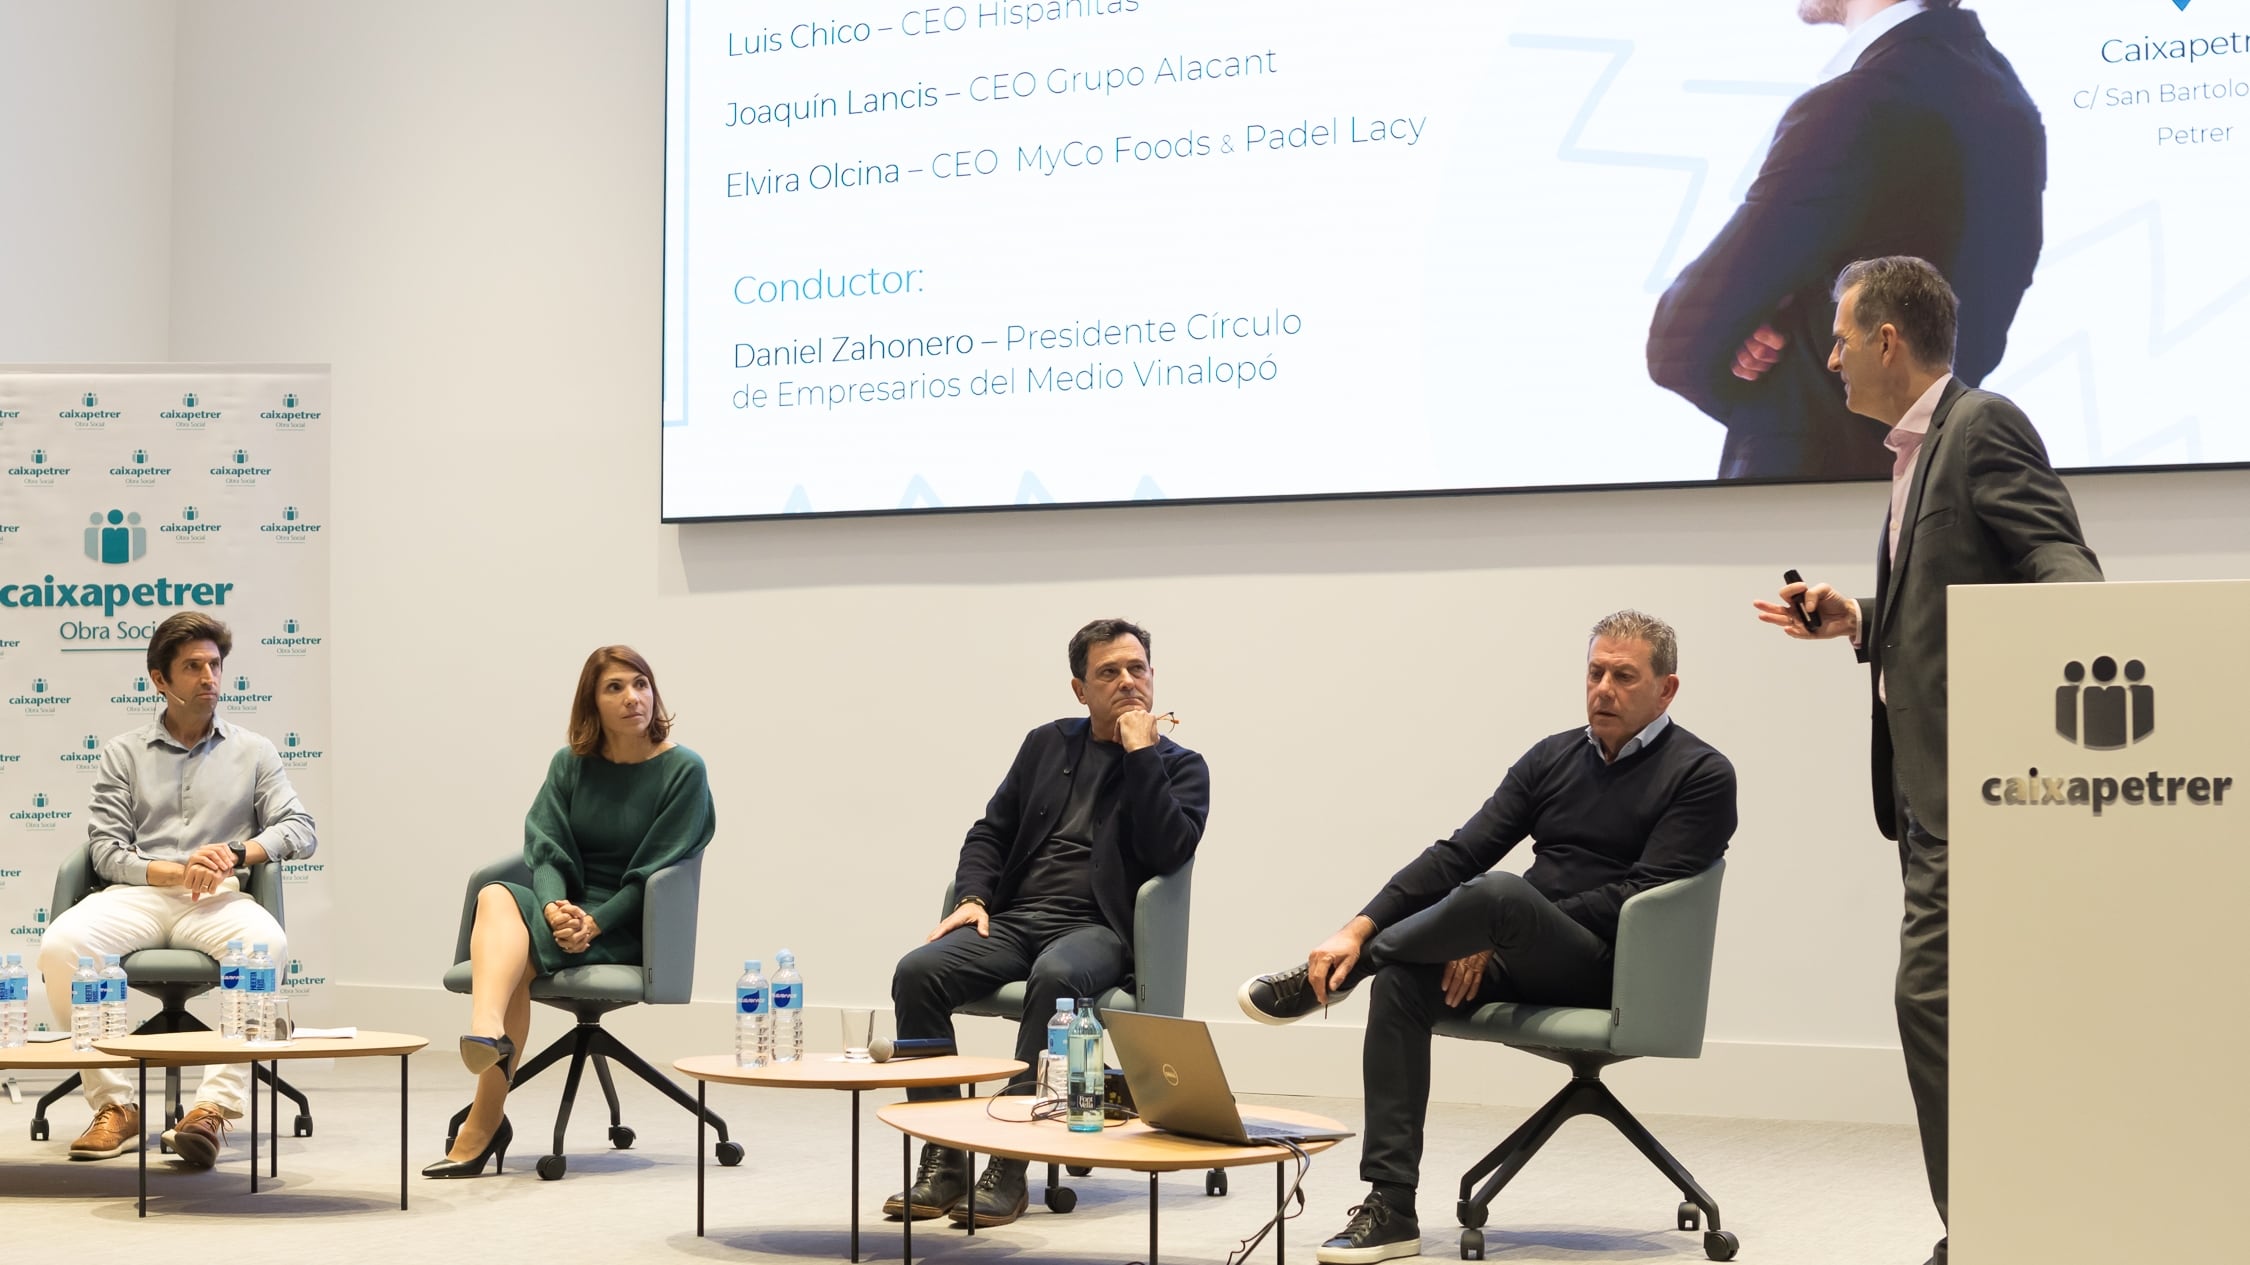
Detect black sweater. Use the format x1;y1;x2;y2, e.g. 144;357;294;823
1360;721;1736;944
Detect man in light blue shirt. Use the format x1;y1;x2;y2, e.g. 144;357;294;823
37;613;317;1168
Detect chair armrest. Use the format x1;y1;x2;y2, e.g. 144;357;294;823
249;861;285;925
452;855;534;968
640;852;703;1004
1129;858;1194;1017
1607;859;1726;1059
51;846;97;918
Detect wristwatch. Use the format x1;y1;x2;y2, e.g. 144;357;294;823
227;841;249;871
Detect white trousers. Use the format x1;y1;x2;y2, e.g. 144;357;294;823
38;881;286;1116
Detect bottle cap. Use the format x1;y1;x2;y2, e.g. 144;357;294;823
79;957;94;968
104;954;121;965
777;949;795;965
253;944;269;953
746;960;762;972
228;939;244;949
1055;998;1075;1012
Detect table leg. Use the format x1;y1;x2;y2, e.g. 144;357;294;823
963;1146;976;1236
1149;1171;1160;1265
250;1057;260;1194
269;1058;279;1178
400;1055;409;1211
849;1089;861;1263
697;1081;707;1237
1276;1164;1285;1264
901;1131;913;1265
137;1060;148;1218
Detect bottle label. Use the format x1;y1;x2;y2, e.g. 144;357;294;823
220;965;243;991
1047;1028;1069;1055
72;980;100;1006
103;978;126;1003
0;977;26;1002
248;968;277;995
736;986;768;1015
773;982;800;1010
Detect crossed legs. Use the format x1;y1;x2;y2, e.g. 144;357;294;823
448;883;534;1162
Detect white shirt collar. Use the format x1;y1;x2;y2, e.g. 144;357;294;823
1819;1;1927;83
1585;711;1673;764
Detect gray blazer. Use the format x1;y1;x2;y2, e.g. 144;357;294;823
1857;378;2101;841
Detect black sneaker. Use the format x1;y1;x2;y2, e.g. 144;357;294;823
883;1143;970;1220
949;1156;1030;1227
1238;962;1352;1025
1316;1190;1421;1264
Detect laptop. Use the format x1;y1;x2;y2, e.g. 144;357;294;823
1102;1010;1355;1145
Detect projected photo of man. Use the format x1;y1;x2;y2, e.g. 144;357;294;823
1646;1;2045;482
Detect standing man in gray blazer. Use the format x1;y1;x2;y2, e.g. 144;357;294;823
1753;256;2100;1265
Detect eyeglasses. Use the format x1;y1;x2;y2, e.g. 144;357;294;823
1154;711;1181;737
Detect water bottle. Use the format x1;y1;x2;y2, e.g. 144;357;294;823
0;954;28;1048
1066;997;1104;1132
771;950;804;1063
734;960;770;1068
218;939;248;1039
100;954;130;1039
245;943;278;1041
70;957;101;1051
1039;998;1075;1103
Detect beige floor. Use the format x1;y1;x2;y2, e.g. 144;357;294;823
0;1053;1942;1263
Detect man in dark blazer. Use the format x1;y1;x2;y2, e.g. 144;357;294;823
884;618;1209;1229
1649;1;2044;481
1756;257;2100;1265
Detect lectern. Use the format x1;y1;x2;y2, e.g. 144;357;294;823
1951;579;2249;1261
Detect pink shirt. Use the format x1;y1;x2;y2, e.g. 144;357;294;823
1872;374;1951;702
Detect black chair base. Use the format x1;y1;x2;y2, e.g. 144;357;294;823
445;1017;739;1181
1454;1053;1736;1262
30;1004;313;1146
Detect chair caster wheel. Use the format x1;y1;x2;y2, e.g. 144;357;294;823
608;1125;636;1149
1045;1186;1078;1213
1460;1227;1486;1260
30;1120;50;1142
1678;1200;1701;1231
1066;1164;1091;1177
1457;1199;1486;1230
1205;1168;1228;1197
294;1115;313;1138
1704;1230;1740;1261
536;1154;567;1181
715;1140;744;1167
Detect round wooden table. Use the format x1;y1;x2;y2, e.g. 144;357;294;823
97;1030;428;1216
674;1053;1024;1261
0;1040;138;1135
878;1097;1348;1265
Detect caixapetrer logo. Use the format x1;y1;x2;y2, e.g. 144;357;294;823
111;673;163;713
8;905;49;943
279;730;324;766
282;956;328;994
263;616;322;657
84;508;149;564
221;674;275;709
10;790;71;831
163;391;219;428
261;504;324;540
163;505;223;540
61;390;120;426
262;391;322;429
109;448;173;485
281;858;326;886
58;732;102;769
11;675;71;714
210;448;273;485
9;447;71;482
1983;656;2232;816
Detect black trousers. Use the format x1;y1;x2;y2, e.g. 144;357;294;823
891;907;1129;1103
1895;799;1948;1265
1359;872;1615;1190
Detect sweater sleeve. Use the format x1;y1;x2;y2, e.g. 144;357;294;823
1115;741;1208;875
523;749;583;912
952;730;1037;907
1551;750;1738;942
1359;742;1544;930
586;751;718;938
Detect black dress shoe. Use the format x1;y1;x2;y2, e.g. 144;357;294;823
422;1117;512;1178
883;1143;969;1220
949;1156;1030;1228
459;1034;516;1077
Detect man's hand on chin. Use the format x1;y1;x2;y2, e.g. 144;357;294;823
1115;706;1161;752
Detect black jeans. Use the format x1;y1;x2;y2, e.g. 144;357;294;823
891;907;1129;1103
1894;798;1948;1265
1358;872;1614;1189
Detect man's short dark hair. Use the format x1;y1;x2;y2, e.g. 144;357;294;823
1068;618;1152;680
1834;256;1959;369
147;612;232;678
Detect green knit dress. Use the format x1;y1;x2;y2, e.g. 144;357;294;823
501;745;716;975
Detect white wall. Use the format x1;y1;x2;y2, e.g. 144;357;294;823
13;0;2249;1123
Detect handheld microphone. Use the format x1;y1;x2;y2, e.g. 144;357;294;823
868;1036;957;1063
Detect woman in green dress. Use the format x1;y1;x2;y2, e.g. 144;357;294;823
422;645;716;1177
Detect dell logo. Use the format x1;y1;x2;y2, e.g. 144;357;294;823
1161;1062;1180;1087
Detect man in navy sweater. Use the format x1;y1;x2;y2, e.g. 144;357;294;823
1241;611;1737;1263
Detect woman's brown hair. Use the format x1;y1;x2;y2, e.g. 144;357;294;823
567;645;673;757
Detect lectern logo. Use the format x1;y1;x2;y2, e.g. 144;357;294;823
2055;657;2154;749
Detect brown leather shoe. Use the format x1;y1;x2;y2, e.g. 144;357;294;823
163;1103;233;1170
69;1103;143;1160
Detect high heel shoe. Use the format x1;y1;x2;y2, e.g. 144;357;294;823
459;1034;517;1077
421;1116;512;1178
